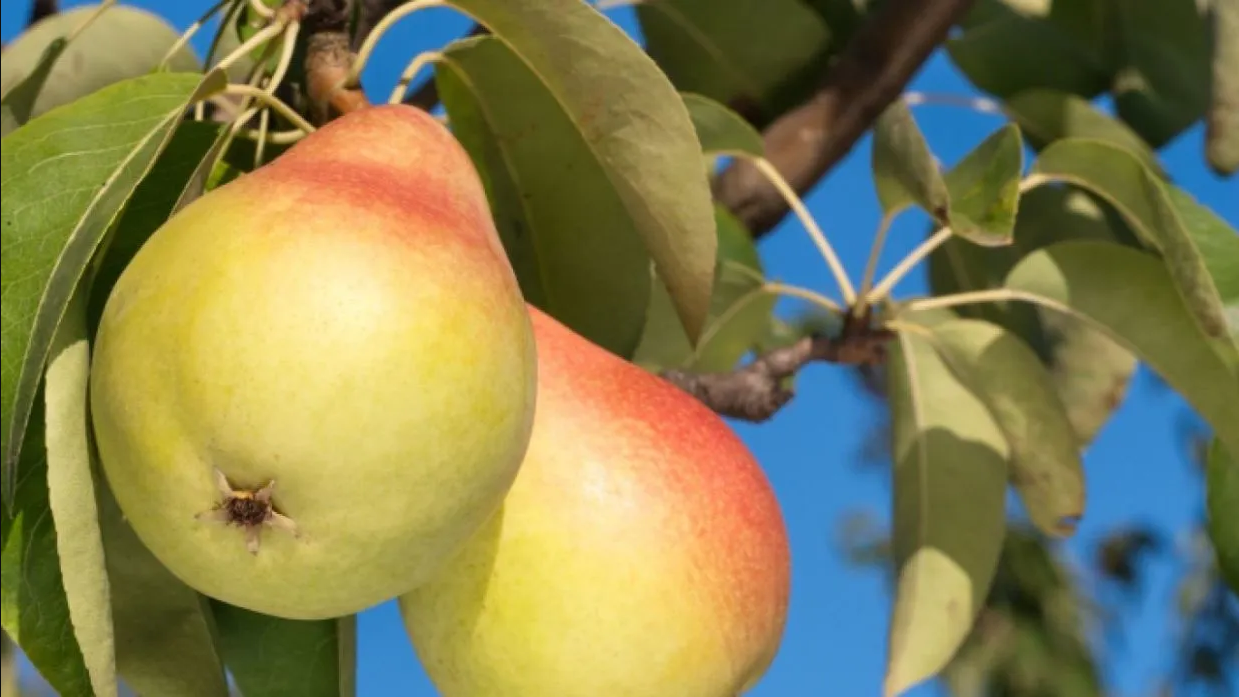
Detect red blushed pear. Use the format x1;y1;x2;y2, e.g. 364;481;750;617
88;104;538;620
399;307;791;696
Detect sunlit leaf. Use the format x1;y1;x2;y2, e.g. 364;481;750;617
1162;185;1239;340
884;331;1009;697
927;185;1140;446
1;70;227;503
873;105;1022;245
44;291;115;697
1;399;90;696
444;0;718;341
635;0;833;125
1004;241;1239;459
1004;89;1159;171
1031;138;1234;340
941;123;1024;246
680;92;764;155
212;604;356;697
0;4;202;131
436;35;650;357
872;99;949;218
1206;438;1239;596
633;206;774;373
924;318;1085;537
96;477;230;697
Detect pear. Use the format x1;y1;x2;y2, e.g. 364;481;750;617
88;104;538;620
399;307;791;696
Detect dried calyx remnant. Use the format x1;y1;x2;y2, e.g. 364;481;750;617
661;307;894;423
196;468;300;554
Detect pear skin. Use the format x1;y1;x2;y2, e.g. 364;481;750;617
399;307;791;696
89;104;537;620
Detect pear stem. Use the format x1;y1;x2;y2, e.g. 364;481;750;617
349;0;447;89
224;84;317;135
746;156;857;304
389;51;443;105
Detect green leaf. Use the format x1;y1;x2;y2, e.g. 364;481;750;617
1;70;227;504
1031;138;1234;340
444;0;718;342
884;330;1009;697
1161;185;1239;339
635;0;833;125
86;120;228;334
680;92;764;156
44;292;115;697
436;35;650;357
1108;0;1211;148
1;396;91;697
1206;438;1239;596
924;318;1085;537
874;109;1023;245
1207;0;1239;175
927;185;1140;446
942;123;1024;246
212;604;356;697
1004;241;1239;460
95;477;230;697
946;0;1110;102
0;4;202;131
872;99;949;218
1003;89;1160;171
633;206;774;372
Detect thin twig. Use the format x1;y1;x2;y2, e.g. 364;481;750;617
713;0;976;239
661;310;892;422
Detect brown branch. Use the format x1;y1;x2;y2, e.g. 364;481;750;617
29;0;57;26
661;312;893;422
713;0;976;238
304;0;371;124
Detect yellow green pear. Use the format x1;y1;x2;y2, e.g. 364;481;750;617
399;307;792;695
88;104;537;620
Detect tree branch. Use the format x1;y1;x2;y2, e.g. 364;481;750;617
29;0;58;26
713;0;976;238
661;311;893;422
304;0;371;124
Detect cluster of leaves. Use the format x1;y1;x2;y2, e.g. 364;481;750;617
0;1;1236;697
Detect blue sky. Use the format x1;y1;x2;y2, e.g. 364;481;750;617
3;2;1236;696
